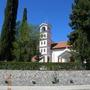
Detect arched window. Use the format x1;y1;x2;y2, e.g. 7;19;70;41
42;27;46;32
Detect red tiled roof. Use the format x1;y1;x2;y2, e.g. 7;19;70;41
52;42;70;49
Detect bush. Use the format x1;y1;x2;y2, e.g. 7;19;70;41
0;62;83;70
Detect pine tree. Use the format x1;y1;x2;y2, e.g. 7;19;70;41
0;0;18;61
68;0;90;69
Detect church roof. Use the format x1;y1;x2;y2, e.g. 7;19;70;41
52;42;70;49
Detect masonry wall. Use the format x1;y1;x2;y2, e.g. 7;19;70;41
0;70;90;86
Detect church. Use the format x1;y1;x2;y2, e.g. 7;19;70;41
39;23;72;63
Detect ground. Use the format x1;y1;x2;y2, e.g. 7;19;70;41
1;85;90;90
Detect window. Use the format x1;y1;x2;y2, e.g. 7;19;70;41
44;34;46;38
41;49;42;53
41;41;43;45
44;49;45;52
42;27;46;32
40;34;43;38
44;41;46;45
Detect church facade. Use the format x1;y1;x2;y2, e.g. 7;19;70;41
39;23;72;63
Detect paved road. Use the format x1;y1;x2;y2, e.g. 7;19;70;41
0;85;90;90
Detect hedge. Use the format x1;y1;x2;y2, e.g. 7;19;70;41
0;62;83;70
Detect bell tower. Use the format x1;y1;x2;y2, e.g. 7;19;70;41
39;23;51;62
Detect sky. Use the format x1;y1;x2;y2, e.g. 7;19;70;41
0;0;74;42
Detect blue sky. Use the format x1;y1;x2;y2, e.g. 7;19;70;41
0;0;73;42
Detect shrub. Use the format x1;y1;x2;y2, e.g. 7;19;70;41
0;62;83;70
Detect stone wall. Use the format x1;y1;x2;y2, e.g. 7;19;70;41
0;70;90;86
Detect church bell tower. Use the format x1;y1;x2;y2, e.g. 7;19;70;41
39;23;51;62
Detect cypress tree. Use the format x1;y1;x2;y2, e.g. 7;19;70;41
0;0;18;61
22;8;27;24
13;8;30;61
13;8;39;61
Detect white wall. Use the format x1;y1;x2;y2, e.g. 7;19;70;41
39;55;48;62
39;40;47;47
39;48;47;55
40;33;47;39
58;57;69;63
52;49;64;62
52;48;71;63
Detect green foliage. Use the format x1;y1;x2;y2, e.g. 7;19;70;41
13;8;39;62
22;8;27;23
0;62;82;70
29;24;39;56
70;0;90;31
13;8;30;61
0;0;18;61
68;0;90;69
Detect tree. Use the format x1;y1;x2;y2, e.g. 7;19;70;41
13;8;39;61
13;8;30;61
29;24;39;60
68;0;90;69
0;0;18;61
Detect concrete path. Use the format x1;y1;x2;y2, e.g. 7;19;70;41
0;85;90;90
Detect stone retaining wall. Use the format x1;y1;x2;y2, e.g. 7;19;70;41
0;70;90;86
